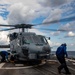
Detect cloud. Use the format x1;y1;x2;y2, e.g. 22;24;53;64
66;31;75;37
50;31;60;36
43;8;62;23
0;16;9;45
50;42;61;47
61;0;75;17
7;3;37;24
59;22;75;38
47;39;61;50
0;31;9;45
7;2;50;25
38;0;69;7
42;0;75;25
70;43;75;46
59;22;75;31
0;16;8;24
0;0;74;25
29;29;45;36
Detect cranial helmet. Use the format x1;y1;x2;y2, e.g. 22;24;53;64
63;43;67;46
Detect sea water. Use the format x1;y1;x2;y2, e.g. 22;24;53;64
51;51;75;58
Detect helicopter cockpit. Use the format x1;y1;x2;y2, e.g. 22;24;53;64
22;34;48;45
8;32;51;60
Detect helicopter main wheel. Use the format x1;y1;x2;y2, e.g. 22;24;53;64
27;60;42;65
13;55;20;63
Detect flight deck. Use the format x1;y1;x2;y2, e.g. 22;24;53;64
0;58;75;75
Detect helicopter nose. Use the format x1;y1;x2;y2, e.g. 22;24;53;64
43;46;50;53
22;47;29;56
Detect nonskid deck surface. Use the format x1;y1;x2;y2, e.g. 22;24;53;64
0;59;75;75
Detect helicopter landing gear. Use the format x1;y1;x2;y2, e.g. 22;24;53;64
27;60;42;65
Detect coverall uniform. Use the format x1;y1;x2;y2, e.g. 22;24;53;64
0;51;8;62
56;44;71;74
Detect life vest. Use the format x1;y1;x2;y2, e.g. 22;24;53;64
56;46;64;57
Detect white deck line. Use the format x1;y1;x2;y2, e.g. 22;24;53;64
0;66;33;69
0;63;5;68
72;63;75;65
0;62;46;69
68;66;75;72
66;58;75;62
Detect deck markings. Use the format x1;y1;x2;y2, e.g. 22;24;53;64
0;63;5;68
0;66;33;69
72;63;75;65
0;62;45;69
68;66;75;72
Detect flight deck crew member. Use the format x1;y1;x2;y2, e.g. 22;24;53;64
0;51;8;62
56;43;71;74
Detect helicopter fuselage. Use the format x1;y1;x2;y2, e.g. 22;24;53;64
9;32;51;61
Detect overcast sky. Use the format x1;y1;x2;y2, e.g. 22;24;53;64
0;0;75;51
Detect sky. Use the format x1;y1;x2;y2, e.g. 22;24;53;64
0;0;75;51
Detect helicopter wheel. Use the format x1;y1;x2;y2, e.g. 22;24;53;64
28;60;42;65
13;55;20;63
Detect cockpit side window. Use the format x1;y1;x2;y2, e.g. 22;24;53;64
41;37;48;44
9;33;18;41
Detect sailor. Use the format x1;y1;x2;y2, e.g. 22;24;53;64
10;54;15;62
56;43;71;74
0;51;8;62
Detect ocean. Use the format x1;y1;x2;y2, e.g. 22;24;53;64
51;51;75;58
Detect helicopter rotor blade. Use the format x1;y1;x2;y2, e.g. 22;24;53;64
32;28;75;32
0;25;15;27
0;28;16;32
34;16;75;25
15;24;34;28
0;24;34;29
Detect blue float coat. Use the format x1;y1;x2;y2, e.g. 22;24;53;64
0;51;8;58
56;45;68;57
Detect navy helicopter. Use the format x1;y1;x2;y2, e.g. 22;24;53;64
0;24;51;63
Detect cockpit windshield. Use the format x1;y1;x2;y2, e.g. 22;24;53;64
23;35;48;44
32;36;48;44
23;35;33;44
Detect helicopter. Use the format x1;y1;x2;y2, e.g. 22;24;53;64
0;16;74;63
0;24;52;63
